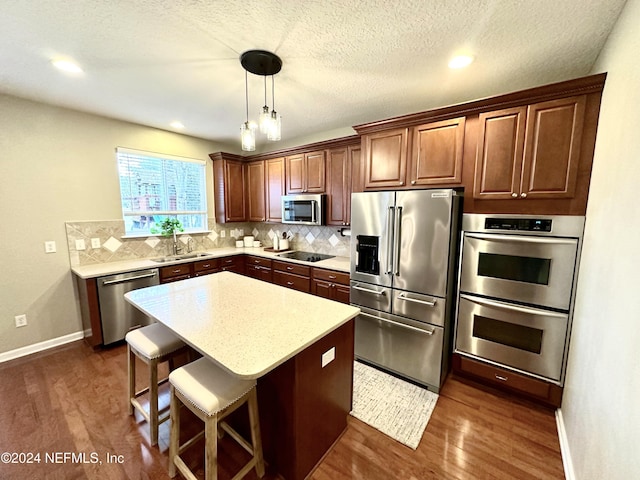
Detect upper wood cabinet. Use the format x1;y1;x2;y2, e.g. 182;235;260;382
265;157;285;222
326;147;350;226
211;153;246;223
246;160;266;222
286;150;326;194
475;96;586;201
409;117;465;186
362;128;409;189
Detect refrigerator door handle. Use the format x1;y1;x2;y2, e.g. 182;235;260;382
393;206;402;276
397;293;436;307
359;312;435;335
386;206;395;275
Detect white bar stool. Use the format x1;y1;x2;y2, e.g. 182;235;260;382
168;357;265;480
125;323;189;446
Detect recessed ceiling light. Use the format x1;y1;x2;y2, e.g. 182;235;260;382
448;55;474;69
52;58;83;74
170;121;185;130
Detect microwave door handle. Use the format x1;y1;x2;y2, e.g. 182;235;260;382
393;206;402;276
311;200;317;224
460;294;568;318
386;206;395;275
465;233;577;245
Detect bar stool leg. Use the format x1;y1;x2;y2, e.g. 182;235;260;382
149;358;159;446
205;414;218;480
168;386;180;479
127;345;136;416
248;389;265;478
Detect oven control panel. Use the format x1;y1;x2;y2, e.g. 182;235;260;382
485;218;552;232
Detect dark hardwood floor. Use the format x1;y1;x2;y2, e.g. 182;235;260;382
0;341;565;479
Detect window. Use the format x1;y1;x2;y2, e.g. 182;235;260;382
116;147;207;236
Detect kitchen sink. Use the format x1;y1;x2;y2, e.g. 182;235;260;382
150;253;213;263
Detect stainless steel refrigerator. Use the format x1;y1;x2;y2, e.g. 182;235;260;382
350;188;462;392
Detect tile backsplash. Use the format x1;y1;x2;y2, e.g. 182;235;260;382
65;219;351;267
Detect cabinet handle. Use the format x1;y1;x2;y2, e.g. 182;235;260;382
202;263;210;268
511;193;518;198
286;266;293;270
287;281;294;286
400;181;404;185
172;269;181;273
520;192;527;198
495;374;508;382
328;275;336;279
411;180;416;185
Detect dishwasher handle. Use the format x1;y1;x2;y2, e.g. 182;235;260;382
102;271;158;286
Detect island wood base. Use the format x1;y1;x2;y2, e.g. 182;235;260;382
257;319;355;480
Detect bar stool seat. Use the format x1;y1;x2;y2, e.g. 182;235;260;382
126;323;188;446
168;357;265;480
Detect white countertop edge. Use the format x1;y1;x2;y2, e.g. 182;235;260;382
72;247;350;279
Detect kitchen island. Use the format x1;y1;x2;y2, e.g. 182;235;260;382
125;271;360;480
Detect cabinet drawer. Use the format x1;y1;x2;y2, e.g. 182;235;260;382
193;258;220;273
455;354;561;404
273;260;310;277
312;268;349;285
160;264;191;281
273;270;310;293
246;256;273;268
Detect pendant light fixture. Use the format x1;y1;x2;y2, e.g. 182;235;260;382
267;75;281;141
240;50;282;150
240;70;256;151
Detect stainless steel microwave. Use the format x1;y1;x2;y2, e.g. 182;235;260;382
281;194;325;225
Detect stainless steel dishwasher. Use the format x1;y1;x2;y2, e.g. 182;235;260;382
97;268;159;345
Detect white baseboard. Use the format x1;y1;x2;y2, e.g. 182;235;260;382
556;408;576;480
0;331;84;364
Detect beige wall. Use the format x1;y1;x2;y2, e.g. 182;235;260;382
562;0;640;478
0;95;220;354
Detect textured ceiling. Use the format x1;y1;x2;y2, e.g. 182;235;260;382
0;0;627;153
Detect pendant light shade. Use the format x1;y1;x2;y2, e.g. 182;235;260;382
240;50;283;149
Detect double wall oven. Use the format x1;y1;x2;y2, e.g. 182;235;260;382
455;214;585;385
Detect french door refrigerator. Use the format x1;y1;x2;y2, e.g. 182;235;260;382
350;189;461;392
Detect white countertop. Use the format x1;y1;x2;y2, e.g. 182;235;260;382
71;247;350;279
125;272;360;379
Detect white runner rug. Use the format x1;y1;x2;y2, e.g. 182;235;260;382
351;361;439;450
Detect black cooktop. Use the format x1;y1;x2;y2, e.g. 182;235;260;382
277;251;335;263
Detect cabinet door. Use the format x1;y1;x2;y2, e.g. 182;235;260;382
286;154;305;194
326;148;350;226
409;117;465;186
521;96;586;199
224;160;247;221
305;150;326;193
312;279;333;299
265;157;285;222
363;128;409;189
334;284;351;304
474;107;526;200
246;161;266;221
347;145;361;225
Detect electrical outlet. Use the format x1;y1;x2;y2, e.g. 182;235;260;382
91;238;101;249
220;230;226;238
75;239;86;250
44;241;56;253
15;314;27;328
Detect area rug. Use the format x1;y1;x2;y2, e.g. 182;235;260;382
350;361;439;450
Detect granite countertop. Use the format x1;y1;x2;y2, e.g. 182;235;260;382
71;246;351;279
125;272;360;379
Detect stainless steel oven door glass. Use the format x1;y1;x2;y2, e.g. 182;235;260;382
456;294;569;382
460;232;579;311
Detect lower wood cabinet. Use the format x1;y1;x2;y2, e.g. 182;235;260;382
160;264;192;283
245;256;273;282
219;255;246;275
193;258;220;277
311;268;350;304
272;260;311;293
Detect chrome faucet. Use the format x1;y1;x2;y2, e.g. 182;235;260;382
172;240;182;256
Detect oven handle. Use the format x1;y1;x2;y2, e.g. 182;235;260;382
359;312;435;335
352;284;386;296
397;293;436;307
460;294;568;318
464;233;577;245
